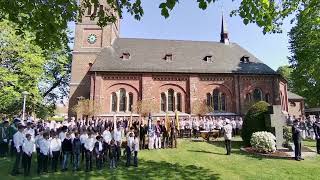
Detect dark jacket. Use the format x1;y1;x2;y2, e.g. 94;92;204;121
313;122;320;139
62;138;73;153
292;124;302;143
109;144;117;158
72;138;81;154
95;141;104;156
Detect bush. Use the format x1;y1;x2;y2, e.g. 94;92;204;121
283;126;293;147
241;101;270;146
250;131;276;153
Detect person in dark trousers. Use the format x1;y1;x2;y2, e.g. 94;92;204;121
62;132;73;171
139;121;147;149
11;125;25;176
0;120;10;157
94;135;104;170
22;134;34;176
292;120;304;161
72;132;82;171
109;139;117;169
38;132;50;174
223;119;233;155
50;133;61;172
126;132;134;167
84;132;95;172
313;117;320;154
133;134;139;167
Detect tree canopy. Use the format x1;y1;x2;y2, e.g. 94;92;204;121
288;0;320;107
277;65;293;91
0;0;314;50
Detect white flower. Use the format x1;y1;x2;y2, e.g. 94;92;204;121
250;131;276;152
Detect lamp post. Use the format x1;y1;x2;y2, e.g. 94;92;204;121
22;91;29;121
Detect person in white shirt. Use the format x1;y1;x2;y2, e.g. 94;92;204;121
223;119;233;155
133;134;139;167
35;131;43;174
50;133;61;172
113;124;122;161
11;125;26;176
126;132;134;167
22;134;35;176
24;122;35;140
38;132;50;174
59;129;67;142
84;132;96;172
80;131;88;161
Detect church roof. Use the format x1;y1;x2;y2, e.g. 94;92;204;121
287;91;304;100
90;38;277;75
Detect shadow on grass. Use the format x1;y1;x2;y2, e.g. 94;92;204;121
1;157;220;180
187;150;226;156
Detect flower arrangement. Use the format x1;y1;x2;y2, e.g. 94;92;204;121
250;131;276;153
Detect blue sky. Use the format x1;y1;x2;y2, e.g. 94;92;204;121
119;0;293;70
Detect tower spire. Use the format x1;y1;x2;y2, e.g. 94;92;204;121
220;12;229;45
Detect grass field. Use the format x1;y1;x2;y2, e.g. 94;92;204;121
0;138;319;180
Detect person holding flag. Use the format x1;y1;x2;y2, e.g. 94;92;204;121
147;113;155;150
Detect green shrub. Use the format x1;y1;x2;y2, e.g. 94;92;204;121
283;126;292;147
250;131;276;153
241;101;270;146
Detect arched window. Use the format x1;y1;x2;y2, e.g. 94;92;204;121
206;93;212;107
87;4;92;15
253;89;262;101
119;88;126;112
111;92;117;112
128;93;133;111
245;93;252;103
177;93;181;111
221;93;226;111
168;89;174;111
161;93;166;112
213;89;219;111
265;93;270;103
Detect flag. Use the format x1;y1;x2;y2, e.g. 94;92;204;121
148;112;152;132
175;110;180;130
165;111;170;134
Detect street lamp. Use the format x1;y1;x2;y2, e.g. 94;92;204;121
21;91;29;121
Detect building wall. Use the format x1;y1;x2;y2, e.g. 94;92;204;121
288;100;305;118
87;73;285;116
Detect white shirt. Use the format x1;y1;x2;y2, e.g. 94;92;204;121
127;136;134;151
24;128;35;139
39;139;50;155
80;134;88;144
35;135;43;148
133;137;139;152
98;141;103;151
224;124;233;140
102;130;112;144
113;129;122;143
13;131;25;152
59;131;66;141
84;137;96;151
50;138;62;153
22;140;35;156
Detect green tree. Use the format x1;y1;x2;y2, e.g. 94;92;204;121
0;0;314;50
0;19;71;118
276;65;293;91
288;0;320;107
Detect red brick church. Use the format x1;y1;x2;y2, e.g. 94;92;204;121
69;1;289;117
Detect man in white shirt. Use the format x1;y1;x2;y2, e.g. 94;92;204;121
22;134;35;176
11;125;25;176
38;132;50;174
24;122;35;140
223;119;233;155
84;133;95;172
80;131;88;161
50;133;61;172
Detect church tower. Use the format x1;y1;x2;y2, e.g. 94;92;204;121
69;0;120;116
220;14;229;45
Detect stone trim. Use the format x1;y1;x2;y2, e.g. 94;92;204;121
152;75;188;81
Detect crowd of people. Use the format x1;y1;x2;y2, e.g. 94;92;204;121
287;115;319;140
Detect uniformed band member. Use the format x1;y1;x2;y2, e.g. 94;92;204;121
61;132;73;171
0;120;10;157
38;132;50;174
50;133;61;172
109;139;117;169
133;134;139;167
11;125;25;176
22;134;35;176
94;135;104;170
84;132;95;172
223;119;233;155
292;120;304;161
73;132;82;171
126;132;134;166
313;118;320;154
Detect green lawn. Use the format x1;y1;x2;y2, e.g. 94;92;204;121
1;138;319;180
